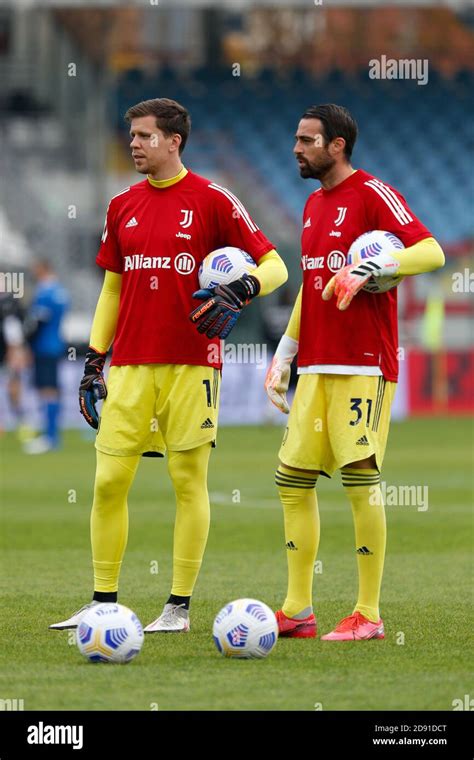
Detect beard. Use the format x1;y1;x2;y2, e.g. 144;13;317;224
298;154;336;180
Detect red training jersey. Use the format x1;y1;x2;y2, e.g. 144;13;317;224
298;169;432;381
96;170;274;367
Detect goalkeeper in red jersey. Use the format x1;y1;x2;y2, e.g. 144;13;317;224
265;104;444;640
49;98;287;633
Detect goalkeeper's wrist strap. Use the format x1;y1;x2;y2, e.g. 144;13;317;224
227;274;261;304
84;346;107;375
274;334;299;364
352;251;400;279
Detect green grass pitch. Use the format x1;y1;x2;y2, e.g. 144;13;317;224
0;418;472;711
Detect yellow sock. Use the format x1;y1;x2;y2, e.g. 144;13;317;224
91;451;139;593
276;465;319;618
341;467;386;623
167;443;212;597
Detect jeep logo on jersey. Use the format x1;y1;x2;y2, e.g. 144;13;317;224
179;209;194;229
327;250;346;272
175;252;196;275
334;207;347;226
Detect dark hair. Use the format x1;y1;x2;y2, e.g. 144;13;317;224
301;104;358;159
125;98;191;154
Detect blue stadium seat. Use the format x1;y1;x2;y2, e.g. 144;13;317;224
116;67;473;245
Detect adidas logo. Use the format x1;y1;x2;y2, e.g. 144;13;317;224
286;540;298;551
303;217;311;228
125;217;138;228
356;546;373;555
200;418;214;429
356;435;369;445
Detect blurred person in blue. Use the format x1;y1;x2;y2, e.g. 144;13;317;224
23;259;70;454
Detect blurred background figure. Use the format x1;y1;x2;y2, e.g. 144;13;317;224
0;280;29;435
23;259;70;454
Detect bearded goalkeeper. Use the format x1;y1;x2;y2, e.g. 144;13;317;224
49;98;287;633
265;104;444;641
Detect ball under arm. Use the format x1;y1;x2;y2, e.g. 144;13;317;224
389;237;445;276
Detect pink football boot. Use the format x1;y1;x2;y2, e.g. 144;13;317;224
321;611;384;641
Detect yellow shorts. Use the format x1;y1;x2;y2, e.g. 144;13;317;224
96;364;220;457
279;374;396;476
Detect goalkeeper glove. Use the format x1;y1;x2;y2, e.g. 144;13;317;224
189;273;260;339
79;347;107;429
322;251;400;310
264;334;298;414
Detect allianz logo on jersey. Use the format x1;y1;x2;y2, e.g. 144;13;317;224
124;253;196;275
302;254;324;270
302;251;346;272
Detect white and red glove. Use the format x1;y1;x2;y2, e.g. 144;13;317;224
322;252;400;310
264;335;298;414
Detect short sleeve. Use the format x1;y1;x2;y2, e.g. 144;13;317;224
96;200;123;273
209;183;275;262
364;178;432;248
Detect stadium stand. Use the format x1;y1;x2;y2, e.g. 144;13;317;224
116;66;473;246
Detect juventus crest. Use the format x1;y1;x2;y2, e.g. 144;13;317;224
179;209;194;229
334;207;347;226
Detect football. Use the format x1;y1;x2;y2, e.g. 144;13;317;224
199;246;257;289
347;230;405;293
76;603;144;664
212;598;278;659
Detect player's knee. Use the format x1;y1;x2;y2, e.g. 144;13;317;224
167;447;209;495
93;467;131;504
167;460;202;497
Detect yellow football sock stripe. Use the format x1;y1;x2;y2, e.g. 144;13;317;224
167;443;212;597
341;467;385;623
91;451;140;593
276;465;320;618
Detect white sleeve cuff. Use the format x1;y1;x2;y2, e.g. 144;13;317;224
274;334;299;363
